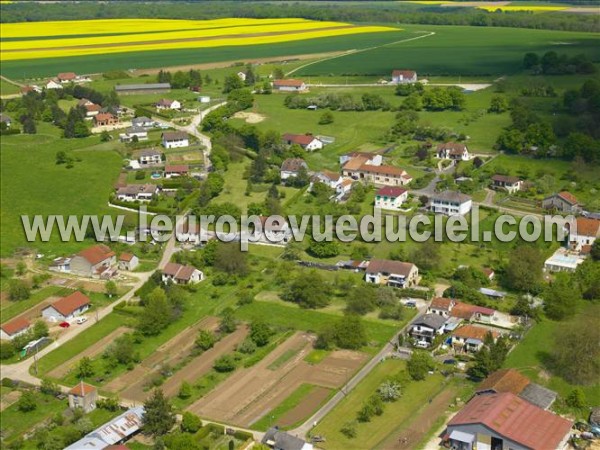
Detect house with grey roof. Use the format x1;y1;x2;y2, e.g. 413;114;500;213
262;427;313;450
429;191;472;216
409;313;448;345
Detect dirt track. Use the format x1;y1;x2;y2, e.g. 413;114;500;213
47;326;132;379
188;332;367;427
108;317;221;401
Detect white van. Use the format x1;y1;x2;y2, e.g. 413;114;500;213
76;316;88;325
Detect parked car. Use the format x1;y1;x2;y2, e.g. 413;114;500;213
59;322;70;328
76;317;88;324
415;340;429;349
443;359;457;365
405;301;417;308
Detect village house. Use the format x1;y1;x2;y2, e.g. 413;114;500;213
20;85;42;94
343;160;412;187
161;131;189;148
138;149;162;165
237;71;246;81
161;262;204;285
365;259;419;288
482;268;495;281
569;216;600;252
115;83;171;95
93;112;118;127
57;72;77;83
280;158;308;181
45;79;63;90
70;244;117;278
436;142;470;161
451;303;497;324
491;174;523;194
0;114;12;128
116;184;158;202
339;151;382;167
310;170;341;190
476;369;558;410
336;178;354;199
64;407;145;450
164;164;189;178
429;191;473;216
262;427;313;450
409;314;447;346
68;381;98;413
42;291;91;322
451;324;500;353
374;186;408;211
542;191;582;214
118;253;139;271
120;126;148;142
391;70;418;84
428;297;457;318
272;79;308;93
155;99;181;110
176;220;207;246
132;116;154;128
443;392;572;450
0;317;32;341
282;133;324;151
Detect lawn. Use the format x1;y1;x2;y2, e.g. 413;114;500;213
0;78;20;95
297;24;600;77
503;302;600;406
236;301;398;350
251;383;331;431
1;285;67;322
0;122;135;257
310;359;446;449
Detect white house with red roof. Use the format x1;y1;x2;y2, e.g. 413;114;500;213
436;142;470;161
542;191;582;214
282;133;323;152
569;217;600;252
365;259;419;288
0;317;32;341
42;291;91;322
280;158;308;180
68;381;98;413
70;245;116;278
118;253;139;271
310;170;342;190
391;70;417;84
443;392;572;450
272;79;307;92
374;186;408;211
162;263;204;285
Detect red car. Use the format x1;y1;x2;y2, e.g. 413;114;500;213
59;322;70;328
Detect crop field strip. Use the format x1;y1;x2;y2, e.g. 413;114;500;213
0;18;397;61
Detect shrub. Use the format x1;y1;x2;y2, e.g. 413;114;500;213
214;354;237;372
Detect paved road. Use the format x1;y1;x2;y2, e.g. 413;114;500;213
291;303;429;438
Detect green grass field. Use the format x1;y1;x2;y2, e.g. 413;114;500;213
311;359;446;449
0;123;134;257
297;25;600;76
0;79;20;95
1;285;66;322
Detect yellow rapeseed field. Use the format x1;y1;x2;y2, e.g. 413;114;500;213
477;5;568;12
0;18;397;61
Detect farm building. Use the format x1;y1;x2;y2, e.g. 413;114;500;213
118;253;139;271
68;381;98;413
272;79;307;92
0;317;32;341
45;80;63;90
542;191;582;214
161;131;189;148
70;244;116;278
162;262;204;285
443;392;571;450
391;70;417;84
64;407;145;449
365;259;419;288
115;83;171;94
374;186;408;211
282;133;323;151
42;291;91;322
262;427;313;450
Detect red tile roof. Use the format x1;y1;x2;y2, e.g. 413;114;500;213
557;191;578;205
358;163;409;178
85;104;102;112
119;253;135;262
453;324;499;341
57;72;76;81
392;70;416;78
448;392;572;450
69;381;97;396
491;174;521;184
77;244;115;265
273;79;305;87
282;133;317;146
165;164;189;173
1;317;31;336
94;112;115;122
376;186;407;198
163;262;198;281
430;297;454;311
477;369;531;395
281;158;308;173
48;291;91;317
574;217;600;238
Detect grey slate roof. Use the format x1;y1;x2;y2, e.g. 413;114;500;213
262;427;307;450
432;190;472;204
412;313;447;330
519;383;557;410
